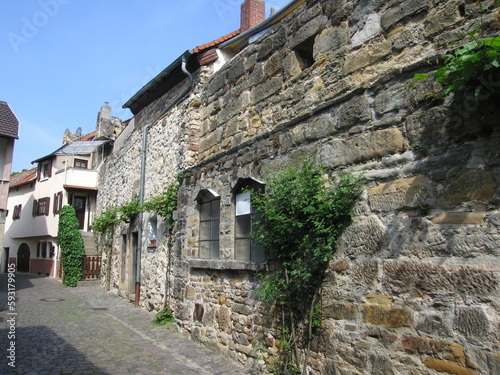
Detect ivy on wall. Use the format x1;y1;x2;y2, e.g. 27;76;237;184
251;159;364;374
93;183;179;236
57;205;86;287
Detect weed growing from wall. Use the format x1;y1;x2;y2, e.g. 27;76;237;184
57;205;86;287
251;159;364;374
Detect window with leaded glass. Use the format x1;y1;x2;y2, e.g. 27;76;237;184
197;189;220;259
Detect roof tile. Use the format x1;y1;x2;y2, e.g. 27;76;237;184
0;101;19;139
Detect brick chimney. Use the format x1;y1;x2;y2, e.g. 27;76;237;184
241;0;266;32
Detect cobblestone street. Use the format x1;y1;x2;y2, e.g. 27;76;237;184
0;273;253;374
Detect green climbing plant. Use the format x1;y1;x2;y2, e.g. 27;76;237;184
251;159;364;374
57;205;86;287
143;183;179;233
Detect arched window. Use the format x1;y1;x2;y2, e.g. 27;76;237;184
196;189;220;259
232;177;265;262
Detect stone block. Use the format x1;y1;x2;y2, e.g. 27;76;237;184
369;353;395;375
251;77;283;104
217;305;232;331
368;175;432;212
313;23;350;60
381;0;429;31
337;215;385;257
263;50;284;79
391;25;424;51
454;306;492;339
350;259;380;287
320;128;405;169
437;170;495;207
432;212;487;225
351;13;381;47
374;83;410;116
323;302;358;320
361;300;412;328
284;50;305;80
337;95;371;128
343;40;392;74
289;14;328;50
383;259;498;296
415;314;453;338
424;357;479;375
424;0;462;37
401;335;450;353
256;38;273;62
185;285;196;300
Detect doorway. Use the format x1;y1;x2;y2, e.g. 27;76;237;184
73;196;87;230
17;243;30;272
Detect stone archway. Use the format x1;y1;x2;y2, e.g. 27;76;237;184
17;243;30;272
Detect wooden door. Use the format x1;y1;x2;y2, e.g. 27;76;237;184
73;196;86;230
17;243;30;272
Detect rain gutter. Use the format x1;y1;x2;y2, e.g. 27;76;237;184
135;50;194;307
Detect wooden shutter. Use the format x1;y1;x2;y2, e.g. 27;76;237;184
44;197;50;216
33;200;38;216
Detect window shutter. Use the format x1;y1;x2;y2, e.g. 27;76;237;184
47;159;52;177
37;163;42;181
53;193;57;214
33;200;38;216
44;197;50;216
58;191;63;212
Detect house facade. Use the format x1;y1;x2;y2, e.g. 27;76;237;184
0;101;19;273
4;104;119;277
96;1;500;374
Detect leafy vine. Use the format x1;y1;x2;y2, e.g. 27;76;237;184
251;159;364;374
57;205;86;287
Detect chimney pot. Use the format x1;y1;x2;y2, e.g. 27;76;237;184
241;0;266;32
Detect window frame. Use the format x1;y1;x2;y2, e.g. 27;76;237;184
53;191;63;214
196;189;220;260
74;158;88;169
232;177;265;262
33;197;50;216
13;204;22;220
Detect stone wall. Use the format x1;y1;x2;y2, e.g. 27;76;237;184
97;0;500;373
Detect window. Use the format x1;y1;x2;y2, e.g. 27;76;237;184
147;216;158;248
37;160;52;181
196;189;220;259
74;159;88;169
36;242;54;258
233;178;265;262
53;191;63;214
33;197;50;216
13;204;22;220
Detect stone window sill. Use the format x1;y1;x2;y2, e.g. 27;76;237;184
188;258;266;272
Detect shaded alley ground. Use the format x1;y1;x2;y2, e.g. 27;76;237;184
0;273;254;375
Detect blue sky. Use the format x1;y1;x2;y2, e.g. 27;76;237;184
1;0;290;172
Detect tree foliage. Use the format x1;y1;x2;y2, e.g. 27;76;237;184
251;159;364;374
57;205;85;287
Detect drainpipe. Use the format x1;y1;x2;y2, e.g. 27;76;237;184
135;51;194;307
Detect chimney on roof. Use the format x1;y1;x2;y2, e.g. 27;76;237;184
241;0;266;32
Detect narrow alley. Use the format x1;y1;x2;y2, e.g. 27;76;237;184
0;273;253;375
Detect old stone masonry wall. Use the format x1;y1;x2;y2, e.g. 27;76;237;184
173;1;500;374
96;0;500;374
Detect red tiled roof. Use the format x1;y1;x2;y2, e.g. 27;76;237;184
63;185;98;191
0;101;19;139
76;131;97;142
193;29;241;53
9;168;37;188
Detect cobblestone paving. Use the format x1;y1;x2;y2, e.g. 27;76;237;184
0;273;254;374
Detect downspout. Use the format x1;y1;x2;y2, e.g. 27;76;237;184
135;51;194;307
